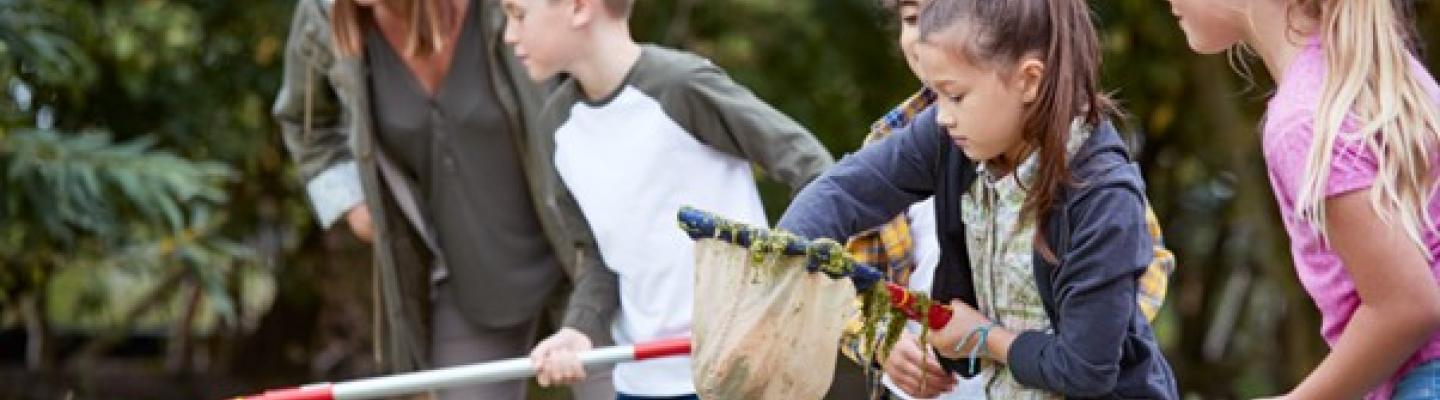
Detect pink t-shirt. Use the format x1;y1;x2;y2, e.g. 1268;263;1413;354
1263;38;1440;399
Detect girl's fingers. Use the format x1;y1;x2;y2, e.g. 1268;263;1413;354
890;371;920;396
895;340;922;363
896;357;926;387
895;336;955;386
894;372;944;399
921;370;958;390
920;357;957;386
900;349;956;393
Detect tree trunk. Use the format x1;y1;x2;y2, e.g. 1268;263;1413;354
165;281;202;375
20;291;52;371
70;266;188;368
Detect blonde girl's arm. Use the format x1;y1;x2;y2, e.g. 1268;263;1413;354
1280;191;1440;399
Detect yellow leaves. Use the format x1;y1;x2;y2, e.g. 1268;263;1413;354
154;227;198;257
1150;103;1176;134
254;36;281;66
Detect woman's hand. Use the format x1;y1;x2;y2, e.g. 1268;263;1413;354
346;204;375;243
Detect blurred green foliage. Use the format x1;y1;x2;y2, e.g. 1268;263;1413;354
0;0;303;378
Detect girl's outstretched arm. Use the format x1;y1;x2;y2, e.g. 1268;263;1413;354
777;106;954;240
1279;191;1440;400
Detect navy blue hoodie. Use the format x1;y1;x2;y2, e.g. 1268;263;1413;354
778;106;1178;399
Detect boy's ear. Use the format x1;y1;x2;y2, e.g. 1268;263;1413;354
569;0;597;27
1015;58;1044;103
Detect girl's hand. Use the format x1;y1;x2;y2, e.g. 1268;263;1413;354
882;330;958;397
929;300;994;359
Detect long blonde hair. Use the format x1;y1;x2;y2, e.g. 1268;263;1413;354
332;0;455;58
1296;0;1440;256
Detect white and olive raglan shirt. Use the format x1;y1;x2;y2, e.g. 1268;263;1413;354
538;45;834;396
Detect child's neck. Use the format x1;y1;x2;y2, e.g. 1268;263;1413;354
570;25;643;102
1243;0;1317;82
986;143;1035;179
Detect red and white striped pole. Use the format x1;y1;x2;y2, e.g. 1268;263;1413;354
235;338;692;400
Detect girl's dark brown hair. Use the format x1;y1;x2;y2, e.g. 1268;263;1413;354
918;0;1115;263
332;0;456;58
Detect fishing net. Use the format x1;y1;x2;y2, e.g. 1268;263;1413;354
679;207;949;400
690;238;854;399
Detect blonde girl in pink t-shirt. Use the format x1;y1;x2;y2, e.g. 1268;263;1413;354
1164;0;1440;399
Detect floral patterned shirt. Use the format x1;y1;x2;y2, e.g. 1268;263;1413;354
961;123;1090;399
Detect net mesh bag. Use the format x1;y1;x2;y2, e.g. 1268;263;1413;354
690;237;857;399
680;207;950;400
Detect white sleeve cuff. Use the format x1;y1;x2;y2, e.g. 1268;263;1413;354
306;161;364;229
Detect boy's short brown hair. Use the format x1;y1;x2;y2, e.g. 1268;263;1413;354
557;0;631;17
603;0;634;17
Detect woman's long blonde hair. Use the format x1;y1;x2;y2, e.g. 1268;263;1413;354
1296;0;1440;256
332;0;455;58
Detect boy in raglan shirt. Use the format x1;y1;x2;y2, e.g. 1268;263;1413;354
500;0;835;397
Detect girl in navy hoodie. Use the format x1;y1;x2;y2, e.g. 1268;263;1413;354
778;0;1177;397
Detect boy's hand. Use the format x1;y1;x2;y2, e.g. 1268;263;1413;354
530;327;593;387
882;330;957;398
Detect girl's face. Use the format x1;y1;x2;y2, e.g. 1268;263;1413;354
1165;0;1248;54
897;0;926;80
916;33;1042;165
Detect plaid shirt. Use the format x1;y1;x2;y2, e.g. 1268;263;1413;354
838;89;1178;380
838;89;937;369
844;89;938;284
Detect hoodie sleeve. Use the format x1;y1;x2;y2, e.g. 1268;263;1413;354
776;106;949;241
1006;178;1153;397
